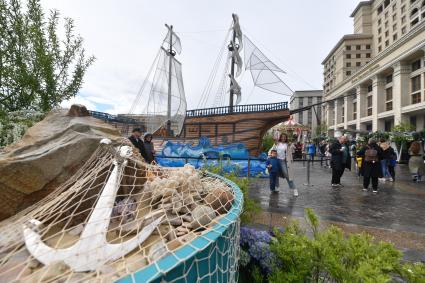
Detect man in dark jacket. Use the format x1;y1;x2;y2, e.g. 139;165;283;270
329;136;351;187
128;128;148;160
357;138;383;193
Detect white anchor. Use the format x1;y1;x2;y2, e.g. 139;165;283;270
23;141;163;272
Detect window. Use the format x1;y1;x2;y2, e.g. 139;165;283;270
366;124;372;131
385;21;389;28
411;8;419;18
378;19;382;25
366;53;371;58
308;109;312;125
386;74;393;84
378;27;382;34
402;26;407;34
412;92;421;104
341;106;345;123
410;116;417;128
386;87;393;111
393;23;397;31
368;85;373;92
346;45;351;50
393;3;397;11
346;62;351;67
385;12;389;19
378;36;382;43
385;30;389;37
356;54;361;58
356;62;361;67
366;44;371;49
367;96;373;116
346;54;351;59
402;16;406;23
411;18;419;26
393;33;398;41
385;120;392;131
401;5;406;13
411;75;421;92
353;102;357;120
378;5;383;14
385;40;390;47
378;45;382;52
356;45;361;50
385;0;390;7
412;60;421;71
346;71;351;76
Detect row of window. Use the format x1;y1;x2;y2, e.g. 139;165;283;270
346;53;371;59
346;44;371;51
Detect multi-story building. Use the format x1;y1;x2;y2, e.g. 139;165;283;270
290;90;323;136
322;0;425;136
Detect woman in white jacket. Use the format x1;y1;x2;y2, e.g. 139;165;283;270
269;133;298;196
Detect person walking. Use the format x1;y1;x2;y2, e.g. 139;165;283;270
408;141;425;182
269;134;298;196
380;139;396;182
266;149;282;192
329;136;351;187
358;138;383;193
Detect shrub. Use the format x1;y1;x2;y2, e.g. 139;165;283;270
0;110;45;148
268;208;425;282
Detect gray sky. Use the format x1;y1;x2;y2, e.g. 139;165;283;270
41;0;360;113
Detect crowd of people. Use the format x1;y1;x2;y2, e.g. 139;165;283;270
266;133;425;196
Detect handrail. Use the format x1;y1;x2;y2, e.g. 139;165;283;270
185;101;288;117
88;110;141;124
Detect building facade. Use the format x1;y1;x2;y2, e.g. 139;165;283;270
290;90;323;136
322;0;425;136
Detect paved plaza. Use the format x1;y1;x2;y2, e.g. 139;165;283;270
248;160;425;262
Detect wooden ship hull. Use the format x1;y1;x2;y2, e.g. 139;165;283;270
180;102;290;156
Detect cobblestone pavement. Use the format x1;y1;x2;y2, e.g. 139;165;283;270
248;160;425;262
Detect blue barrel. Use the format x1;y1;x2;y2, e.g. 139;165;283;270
116;172;243;283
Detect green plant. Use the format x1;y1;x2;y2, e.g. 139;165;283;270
268;208;424;282
0;110;45;148
261;133;275;153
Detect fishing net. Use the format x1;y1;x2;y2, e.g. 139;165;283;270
0;140;242;282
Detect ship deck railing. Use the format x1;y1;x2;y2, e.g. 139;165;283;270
185;101;289;118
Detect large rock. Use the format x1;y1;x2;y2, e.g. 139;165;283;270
0;107;121;220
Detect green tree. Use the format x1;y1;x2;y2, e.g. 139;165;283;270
0;0;94;113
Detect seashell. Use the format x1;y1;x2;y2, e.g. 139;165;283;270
176;226;189;233
190;205;216;229
205;187;234;214
148;240;169;262
181;215;193;223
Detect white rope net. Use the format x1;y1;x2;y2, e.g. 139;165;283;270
0;140;240;282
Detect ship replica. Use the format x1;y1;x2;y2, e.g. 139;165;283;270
112;14;292;156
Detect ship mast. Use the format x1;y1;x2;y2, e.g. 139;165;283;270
228;14;238;113
165;24;175;136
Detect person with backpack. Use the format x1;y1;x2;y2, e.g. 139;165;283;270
358;138;383;193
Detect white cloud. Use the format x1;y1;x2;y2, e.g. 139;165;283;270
42;0;360;113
